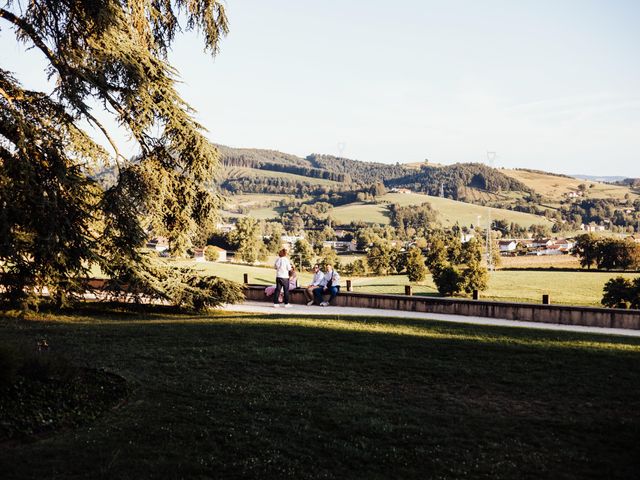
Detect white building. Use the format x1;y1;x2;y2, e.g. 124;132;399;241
322;240;357;252
498;240;517;254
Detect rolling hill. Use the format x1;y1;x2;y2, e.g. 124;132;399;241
501;169;638;202
329;192;554;228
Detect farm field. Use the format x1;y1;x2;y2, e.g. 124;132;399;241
221;166;339;186
330;192;553;228
224;193;291;208
499;254;582;269
175;260;637;306
501;169;638;201
1;308;639;479
220;193;290;220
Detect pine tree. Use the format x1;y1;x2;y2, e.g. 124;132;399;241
0;1;229;308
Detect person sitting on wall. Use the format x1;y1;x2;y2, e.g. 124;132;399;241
313;264;341;307
305;264;325;306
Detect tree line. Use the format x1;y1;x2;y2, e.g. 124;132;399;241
574;234;640;271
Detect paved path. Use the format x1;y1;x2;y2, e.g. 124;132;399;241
222;301;640;338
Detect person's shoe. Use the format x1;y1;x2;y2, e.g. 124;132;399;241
273;304;280;308
306;300;314;306
283;304;292;308
320;302;329;307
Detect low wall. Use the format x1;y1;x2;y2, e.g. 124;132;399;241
245;285;640;330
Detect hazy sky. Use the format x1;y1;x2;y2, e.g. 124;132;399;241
1;0;639;176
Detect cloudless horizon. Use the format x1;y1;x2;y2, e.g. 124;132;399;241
1;0;639;176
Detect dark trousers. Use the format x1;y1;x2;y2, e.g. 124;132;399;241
273;277;290;304
313;285;340;304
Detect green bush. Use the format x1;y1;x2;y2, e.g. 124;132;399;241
432;265;465;296
204;245;222;262
601;277;640;308
181;275;245;311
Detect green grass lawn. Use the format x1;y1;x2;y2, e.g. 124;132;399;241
223;166;339;186
178;260;637;306
1;307;639;479
330;192;553;228
351;270;640;306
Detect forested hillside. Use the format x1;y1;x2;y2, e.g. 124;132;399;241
388;163;531;198
218;146;531;200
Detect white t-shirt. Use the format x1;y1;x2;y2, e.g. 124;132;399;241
274;257;292;279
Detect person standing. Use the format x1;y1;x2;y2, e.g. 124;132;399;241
305;264;325;306
273;248;292;308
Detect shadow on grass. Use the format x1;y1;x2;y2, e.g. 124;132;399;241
1;305;640;479
4;301;640;349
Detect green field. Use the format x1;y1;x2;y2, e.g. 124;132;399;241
172;260;637;307
330;192;553;228
350;270;639;307
222;166;339;186
1;307;639;479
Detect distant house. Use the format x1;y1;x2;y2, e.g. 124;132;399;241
538;245;565;256
322;240;357;252
531;238;554;249
193;248;206;262
552;239;575;252
280;234;306;251
580;223;606;232
498;240;517;255
147;236;170;252
460;233;475;243
216;222;236;234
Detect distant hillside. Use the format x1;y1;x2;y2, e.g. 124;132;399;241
388;163;531;199
502;169;638;202
306;153;408;184
217;145;532;201
329;192;554;229
572;174;627;182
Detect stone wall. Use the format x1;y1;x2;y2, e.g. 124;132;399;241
245;285;640;330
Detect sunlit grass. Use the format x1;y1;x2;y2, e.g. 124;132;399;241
179;260;637;306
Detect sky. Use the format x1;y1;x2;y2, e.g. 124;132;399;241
1;0;639;176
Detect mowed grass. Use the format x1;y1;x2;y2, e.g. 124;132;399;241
330;192;553;228
185;260;638;306
351;270;640;306
222;166;339;186
1;308;639;479
501;169;638;201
